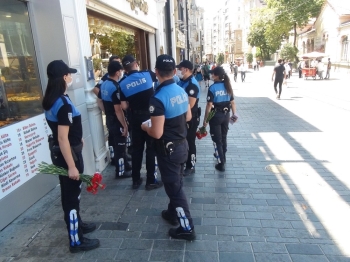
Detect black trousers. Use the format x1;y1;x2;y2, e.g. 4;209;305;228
299;69;302;78
274;78;283;95
106;115;129;176
209;112;229;164
185;115;199;169
241;72;246;82
156;141;194;230
51;150;84;246
131;114;156;184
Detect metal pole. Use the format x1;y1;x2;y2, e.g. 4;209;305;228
186;0;190;60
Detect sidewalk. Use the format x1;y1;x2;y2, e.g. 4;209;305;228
1;73;350;262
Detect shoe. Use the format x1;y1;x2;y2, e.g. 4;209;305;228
145;180;163;190
81;222;96;234
132;178;143;189
168;226;196;241
215;163;225;171
183;168;195;176
277;94;280;99
69;237;100;253
161;210;178;226
115;170;132;179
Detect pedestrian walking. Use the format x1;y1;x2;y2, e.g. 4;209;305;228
325;58;331;79
297;60;303;78
98;61;131;178
176;60;200;176
195;64;203;87
141;54;196;241
119;55;163;190
272;59;286;99
240;63;246;82
202;61;210;87
42;60;99;253
233;63;238;82
204;66;237;172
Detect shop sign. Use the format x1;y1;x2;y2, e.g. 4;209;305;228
126;0;149;15
0;114;52;200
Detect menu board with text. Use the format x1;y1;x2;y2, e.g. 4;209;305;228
0;114;52;200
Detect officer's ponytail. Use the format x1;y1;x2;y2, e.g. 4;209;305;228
223;73;233;96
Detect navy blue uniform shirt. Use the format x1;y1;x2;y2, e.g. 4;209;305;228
119;70;157;111
149;79;189;141
177;75;200;116
45;95;82;146
98;78;121;116
207;81;233;110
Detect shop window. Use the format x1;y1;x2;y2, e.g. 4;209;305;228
0;0;42;128
88;16;137;78
341;36;348;61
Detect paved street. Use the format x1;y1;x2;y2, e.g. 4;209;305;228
1;67;350;262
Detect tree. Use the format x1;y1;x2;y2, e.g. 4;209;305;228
280;43;299;62
266;0;324;47
217;53;224;65
246;53;253;65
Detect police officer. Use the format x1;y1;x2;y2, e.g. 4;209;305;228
98;61;131;178
176;60;200;176
119;55;163;190
203;66;237;171
42;60;99;252
141;54;196;241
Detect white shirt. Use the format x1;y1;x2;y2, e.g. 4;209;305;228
240;64;246;72
284;63;290;73
317;62;324;71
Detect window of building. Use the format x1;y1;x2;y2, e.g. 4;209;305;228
0;1;42;128
341;36;348;61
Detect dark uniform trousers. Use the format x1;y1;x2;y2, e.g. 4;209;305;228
51;150;84;243
209;111;229;164
105;115;128;175
156;141;194;229
131;113;155;184
186;114;199;169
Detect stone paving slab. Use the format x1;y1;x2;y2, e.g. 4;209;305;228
1;71;350;261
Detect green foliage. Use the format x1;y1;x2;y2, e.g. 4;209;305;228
246;53;253;64
280;43;299;61
217;53;224;65
93;58;102;71
91;30;136;58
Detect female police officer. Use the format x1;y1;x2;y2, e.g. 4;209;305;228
42;60;99;253
141;55;195;240
203;66;237;172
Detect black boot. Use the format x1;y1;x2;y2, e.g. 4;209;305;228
168;226;196;241
215;163;225;172
161;210;178;226
69;237;100;253
81;222;97;234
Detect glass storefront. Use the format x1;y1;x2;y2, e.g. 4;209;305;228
0;0;42;128
87;13;141;79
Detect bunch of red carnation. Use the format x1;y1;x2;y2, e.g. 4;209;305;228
38;162;106;195
86;172;106;194
196;109;216;140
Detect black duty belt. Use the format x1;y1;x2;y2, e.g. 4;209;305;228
132;110;149;115
215;107;229;113
164;138;186;148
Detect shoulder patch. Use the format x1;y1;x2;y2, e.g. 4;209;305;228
149;105;155;113
207;96;210;101
68;112;73;123
189;89;194;95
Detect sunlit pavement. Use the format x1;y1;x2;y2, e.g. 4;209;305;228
1;68;350;262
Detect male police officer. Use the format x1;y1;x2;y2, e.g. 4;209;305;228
176;60;200;176
98;61;131;178
119;55;163;190
141;54;196;241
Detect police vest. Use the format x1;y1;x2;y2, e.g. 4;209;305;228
209;82;231;108
154;83;188;119
178;75;200;99
120;70;153;98
45;95;80;122
100;79;120;116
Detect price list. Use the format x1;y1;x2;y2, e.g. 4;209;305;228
0;114;52;200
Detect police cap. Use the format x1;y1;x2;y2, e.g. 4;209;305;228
122;55;136;67
47;60;77;79
176;60;193;70
155;55;176;71
108;61;123;75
